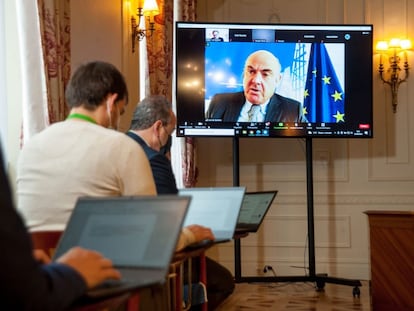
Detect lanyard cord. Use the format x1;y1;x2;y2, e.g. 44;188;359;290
66;113;97;124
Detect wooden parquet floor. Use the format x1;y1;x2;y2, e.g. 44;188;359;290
215;280;370;310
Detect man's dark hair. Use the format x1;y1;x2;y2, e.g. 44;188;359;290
65;61;128;110
130;95;172;130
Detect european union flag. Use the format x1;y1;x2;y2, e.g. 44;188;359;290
303;43;345;123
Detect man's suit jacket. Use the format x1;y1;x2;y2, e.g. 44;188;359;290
126;131;178;194
206;91;308;123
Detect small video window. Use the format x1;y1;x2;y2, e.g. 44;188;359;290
206;29;229;42
252;29;275;42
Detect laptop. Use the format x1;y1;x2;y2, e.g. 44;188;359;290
178;187;246;248
52;195;190;299
235;190;278;234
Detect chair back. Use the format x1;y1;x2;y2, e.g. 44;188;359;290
31;231;62;258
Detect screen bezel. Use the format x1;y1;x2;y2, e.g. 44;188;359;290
174;22;373;139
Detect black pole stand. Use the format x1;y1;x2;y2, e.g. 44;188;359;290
233;137;362;297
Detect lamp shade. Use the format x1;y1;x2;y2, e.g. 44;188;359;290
376;41;388;51
143;0;159;16
389;38;401;48
400;39;412;50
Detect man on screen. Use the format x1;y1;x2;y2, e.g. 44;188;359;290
206;49;307;123
209;30;224;42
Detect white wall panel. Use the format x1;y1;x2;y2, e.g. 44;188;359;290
368;0;414;181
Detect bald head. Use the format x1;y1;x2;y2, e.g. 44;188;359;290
243;50;282;105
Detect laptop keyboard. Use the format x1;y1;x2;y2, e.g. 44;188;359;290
96;279;131;289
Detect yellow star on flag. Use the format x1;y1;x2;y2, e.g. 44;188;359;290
331;90;343;102
303;106;308;115
322;76;331;84
312;68;317;76
333;111;345;122
304;89;309;98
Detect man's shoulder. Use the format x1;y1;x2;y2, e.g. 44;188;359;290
213;91;244;99
111;130;146;151
125;131;159;159
211;91;244;103
267;93;307;122
125;130;146;147
141;144;162;161
20;121;67;149
271;93;301;106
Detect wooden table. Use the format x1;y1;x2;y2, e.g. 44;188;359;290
365;210;414;311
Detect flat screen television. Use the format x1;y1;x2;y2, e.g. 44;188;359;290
174;22;373;138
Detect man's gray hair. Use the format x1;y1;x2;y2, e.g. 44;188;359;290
130;95;172;130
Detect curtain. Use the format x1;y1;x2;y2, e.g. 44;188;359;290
176;0;198;188
37;0;71;124
178;0;196;21
16;0;48;145
146;0;173;100
145;0;198;188
16;0;70;145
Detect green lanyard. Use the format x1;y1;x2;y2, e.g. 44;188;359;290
66;113;97;124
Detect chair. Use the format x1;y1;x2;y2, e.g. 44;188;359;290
31;230;62;258
171;247;209;311
30;230;140;311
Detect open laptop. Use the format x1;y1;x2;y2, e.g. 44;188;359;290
178;187;246;248
235;190;278;234
52;195;190;299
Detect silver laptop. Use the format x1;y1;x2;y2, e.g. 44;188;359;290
235;191;278;234
53;195;190;299
178;187;246;247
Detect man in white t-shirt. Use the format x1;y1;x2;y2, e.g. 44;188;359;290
17;61;156;231
16;61;213;249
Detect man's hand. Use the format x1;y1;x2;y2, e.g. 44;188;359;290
186;224;215;242
33;249;51;264
56;247;121;289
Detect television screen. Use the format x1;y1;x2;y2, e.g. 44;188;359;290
174;22;373;138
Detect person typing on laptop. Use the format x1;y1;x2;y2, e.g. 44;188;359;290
127;95;235;311
15;61;212;310
0;145;121;310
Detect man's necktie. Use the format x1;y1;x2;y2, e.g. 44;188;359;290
247;105;260;122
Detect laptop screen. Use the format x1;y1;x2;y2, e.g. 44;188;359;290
237;191;277;229
178;187;245;239
53;196;189;268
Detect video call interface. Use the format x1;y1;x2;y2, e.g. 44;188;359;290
175;23;373;138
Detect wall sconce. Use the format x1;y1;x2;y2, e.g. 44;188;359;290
131;0;160;53
376;38;411;113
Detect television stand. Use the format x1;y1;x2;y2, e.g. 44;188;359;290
232;137;362;297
